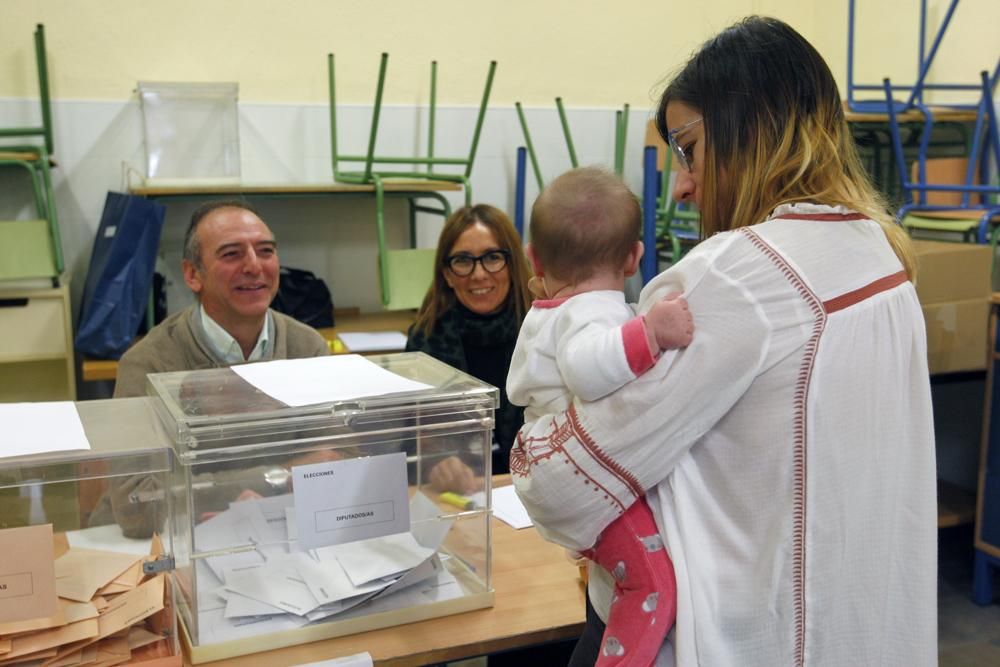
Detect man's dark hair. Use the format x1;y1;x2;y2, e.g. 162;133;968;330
183;200;262;268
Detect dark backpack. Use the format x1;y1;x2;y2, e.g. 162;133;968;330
270;266;334;328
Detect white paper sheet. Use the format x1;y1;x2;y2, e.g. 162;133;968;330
317;532;434;587
1;402;91;457
227;493;294;557
65;524;153;556
230;355;432;407
197;606;303;646
337;331;408;353
193;508;266;580
409;491;455;551
336;566;463;621
223;589;288;619
491;485;534;529
292;652;374;667
292;552;387;606
224;559;321;616
293;453;410;550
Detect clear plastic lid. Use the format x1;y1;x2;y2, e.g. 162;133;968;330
147;352;498;461
0;397;172;489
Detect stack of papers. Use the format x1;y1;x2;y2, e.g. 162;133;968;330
336;332;408;353
0;528;173;666
191;491;466;646
491;485;534;529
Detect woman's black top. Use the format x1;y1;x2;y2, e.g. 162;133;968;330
405;302;523;474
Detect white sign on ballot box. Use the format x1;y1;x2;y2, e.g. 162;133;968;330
292;453;410;550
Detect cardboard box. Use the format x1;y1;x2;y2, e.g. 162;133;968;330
911;240;992;374
923;299;990;374
912;240;992;304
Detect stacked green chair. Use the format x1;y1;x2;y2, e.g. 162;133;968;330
328;53;496;309
0;24;64;285
514;97;631;189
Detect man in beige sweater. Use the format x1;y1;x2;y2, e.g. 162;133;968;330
92;200;330;536
113;200;329;398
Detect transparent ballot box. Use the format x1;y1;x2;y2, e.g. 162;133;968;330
0;398;180;665
146;352;498;663
138;81;241;186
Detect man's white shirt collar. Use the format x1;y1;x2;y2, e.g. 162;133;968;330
199;304;271;363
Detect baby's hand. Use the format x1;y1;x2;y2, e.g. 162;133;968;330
646;293;694;352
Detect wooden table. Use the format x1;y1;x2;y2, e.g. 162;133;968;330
843;105;980;124
81;309;417;383
129;181;462;198
193;479;586;666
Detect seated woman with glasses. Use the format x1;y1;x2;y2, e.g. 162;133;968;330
406;204;533;489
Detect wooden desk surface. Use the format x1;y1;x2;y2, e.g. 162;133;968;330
81;310;417;383
844;105;979;124
195;478;585;666
130;181;462;198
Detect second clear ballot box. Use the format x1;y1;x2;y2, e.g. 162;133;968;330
0;398;180;665
145;352;498;662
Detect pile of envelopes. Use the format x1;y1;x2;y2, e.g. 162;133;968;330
0;530;174;667
191;491;468;646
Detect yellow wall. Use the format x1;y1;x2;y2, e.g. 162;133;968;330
2;0;996;108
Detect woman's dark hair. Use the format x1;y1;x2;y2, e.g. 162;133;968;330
654;16;914;277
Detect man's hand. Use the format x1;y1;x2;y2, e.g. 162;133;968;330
428;456;481;495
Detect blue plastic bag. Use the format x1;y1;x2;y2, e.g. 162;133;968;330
75;192;166;359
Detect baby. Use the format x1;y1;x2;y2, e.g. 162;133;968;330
508;167;693;666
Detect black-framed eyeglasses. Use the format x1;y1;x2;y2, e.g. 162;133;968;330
445;249;510;277
667;117;702;172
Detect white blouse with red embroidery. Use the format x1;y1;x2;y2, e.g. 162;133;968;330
511;203;937;667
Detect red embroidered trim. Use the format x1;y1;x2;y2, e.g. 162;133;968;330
568;404;644;501
531;296;572;309
741;228;825;667
514;410;631;510
823;271;908;314
772;212;868;221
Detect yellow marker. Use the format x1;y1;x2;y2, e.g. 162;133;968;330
328;338;347;354
439;492;476;510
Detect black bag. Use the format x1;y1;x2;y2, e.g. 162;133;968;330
270;266;334;328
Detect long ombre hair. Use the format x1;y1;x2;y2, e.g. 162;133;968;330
413;204;533;337
655;16;916;279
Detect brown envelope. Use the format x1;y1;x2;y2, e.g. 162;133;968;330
45;648;84;667
125;627;161;651
128;639;177;665
88;636;129;667
43;575;164;666
54;550;140;604
105;560;144;593
0;524;57;624
0;646;57;665
94;583;131;597
1;618;98;661
0;598;95;637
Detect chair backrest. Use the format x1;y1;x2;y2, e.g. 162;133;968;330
328;53;496;184
0;24;53;155
910;158;979;207
379;248;436;311
885;70;1000;211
